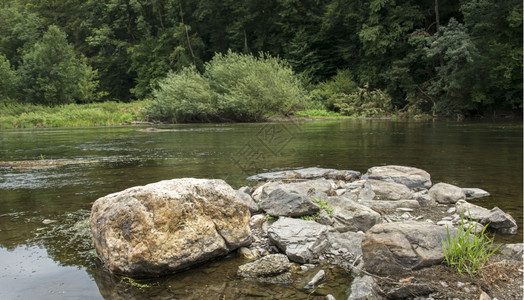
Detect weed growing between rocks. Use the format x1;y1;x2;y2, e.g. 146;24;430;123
442;214;500;276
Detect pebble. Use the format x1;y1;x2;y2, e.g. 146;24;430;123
447;207;456;214
325;294;336;300
396;208;414;212
42;219;56;225
440;281;449;287
437;220;453;226
304;269;325;289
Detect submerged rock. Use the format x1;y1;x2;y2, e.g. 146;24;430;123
362;165;432;189
361;221;453;276
89;178;252;277
462;188;490;199
237;254;292;284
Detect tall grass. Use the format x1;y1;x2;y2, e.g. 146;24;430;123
442;215;501;276
0;100;150;129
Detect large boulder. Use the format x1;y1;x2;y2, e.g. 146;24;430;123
429;182;466;204
247;167;360;182
267;217;330;264
362;165;432;189
361;221;452;275
259;188;320;217
89;178;252;277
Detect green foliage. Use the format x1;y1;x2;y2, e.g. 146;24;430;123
148;67;218;123
442;215;501;277
0;100;149;128
0;54;20;102
149;51;305;122
19;25;95;105
300;212;320;221
333;87;394;117
265;214;277;221
310;69;358;110
314;197;333;217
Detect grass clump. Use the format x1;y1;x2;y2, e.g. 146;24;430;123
442;215;500;277
313;197;333;217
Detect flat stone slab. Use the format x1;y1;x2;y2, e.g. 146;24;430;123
247;167;360;182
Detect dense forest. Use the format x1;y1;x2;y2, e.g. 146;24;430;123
0;0;522;121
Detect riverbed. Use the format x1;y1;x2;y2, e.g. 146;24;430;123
0;119;522;299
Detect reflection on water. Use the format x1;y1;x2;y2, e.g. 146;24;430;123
0;120;522;298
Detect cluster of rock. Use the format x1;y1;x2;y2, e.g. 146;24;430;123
89;166;521;299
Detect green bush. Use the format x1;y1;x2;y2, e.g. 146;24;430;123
442;215;500;277
309;69;358;110
148;51;306;122
334;87;393;117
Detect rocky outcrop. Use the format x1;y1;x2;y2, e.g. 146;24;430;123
267;217;330;264
237;254;292;284
362;165;432;189
89;178;252;277
361;221;453;275
429;182;466;204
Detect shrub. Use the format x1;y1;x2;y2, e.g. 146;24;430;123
442;215;500;277
148;67;218;123
148;51;306;122
334;87;393;117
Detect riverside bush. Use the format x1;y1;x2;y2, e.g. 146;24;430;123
148;51;305;122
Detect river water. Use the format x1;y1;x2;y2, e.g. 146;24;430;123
0;119;522;299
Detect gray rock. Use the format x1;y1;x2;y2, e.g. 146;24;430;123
359;200;420;210
259;188;320;217
347;275;380;300
304;269;325;289
268;217;330;264
247;167;360;182
236;189;259;214
89;178;252;277
252;179;334;202
237;254;292;284
480;207;518;234
455;200;490;219
429;182;466;204
456;200;518;234
325;196;382;232
362;165;432;189
361;221;454;275
413;190;436;207
360;179;414;201
462;188;490;199
326;231;365;258
497;243;524;261
249;214;267;232
385;284;434;299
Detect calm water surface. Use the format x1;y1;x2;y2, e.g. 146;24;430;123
0;119;522;299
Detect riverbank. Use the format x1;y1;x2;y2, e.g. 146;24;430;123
0;101;150;129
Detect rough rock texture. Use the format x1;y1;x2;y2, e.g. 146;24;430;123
497;243;524;261
89;178;252;277
480;207;518;234
429;182;466;204
267;217;330;263
456;200;518;234
363;165;432;189
462;188;490;199
326;231;365;258
237;254;291;284
236;189;258;214
347;275;380;300
325;196;382;232
247;167;360;182
361;221;452;275
252;179;334;202
259;188;320;217
359;179;414;201
360;200;420;210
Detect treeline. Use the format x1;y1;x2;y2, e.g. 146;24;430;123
0;0;522;119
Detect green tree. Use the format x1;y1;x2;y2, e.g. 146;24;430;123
0;54;20;103
19;25;95;105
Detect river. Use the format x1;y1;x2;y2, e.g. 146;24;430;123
0;119;522;299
